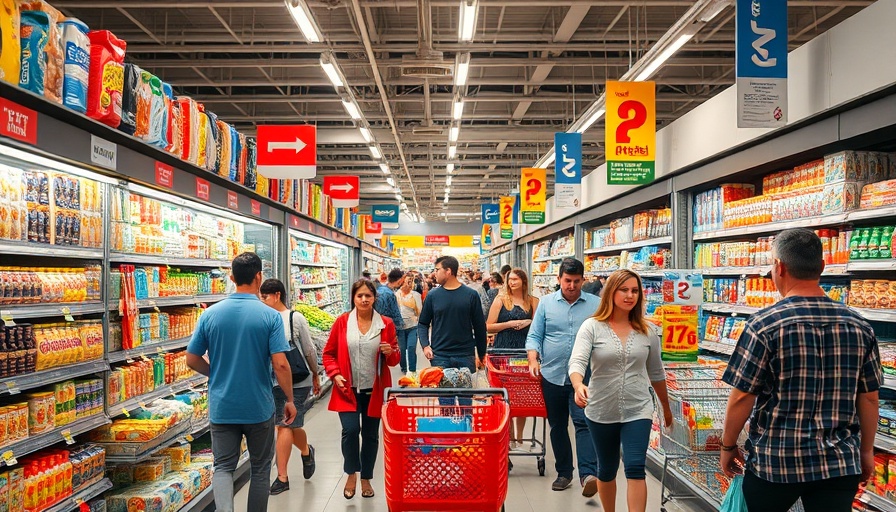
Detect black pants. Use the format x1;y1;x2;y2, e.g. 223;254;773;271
743;470;862;512
338;389;380;479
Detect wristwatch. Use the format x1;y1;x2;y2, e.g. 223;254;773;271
720;444;739;452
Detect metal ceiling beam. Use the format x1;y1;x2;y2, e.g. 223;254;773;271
49;0;874;7
122;42;737;54
165;76;732;87
189;92;709;104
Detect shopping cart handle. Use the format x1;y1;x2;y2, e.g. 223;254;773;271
486;348;531;356
384;387;509;402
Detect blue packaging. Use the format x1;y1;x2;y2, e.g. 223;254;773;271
19;10;50;95
60;18;90;113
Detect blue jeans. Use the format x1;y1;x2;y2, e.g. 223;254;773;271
430;354;476;374
397;328;419;372
586;418;652;481
211;415;275;512
338;389;380;479
541;379;598;482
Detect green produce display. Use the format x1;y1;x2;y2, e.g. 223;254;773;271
295;304;336;331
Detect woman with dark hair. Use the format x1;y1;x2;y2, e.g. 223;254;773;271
322;279;400;500
485;271;504;309
259;279;320;495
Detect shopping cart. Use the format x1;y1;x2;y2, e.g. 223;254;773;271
382;387;510;512
485;348;548;476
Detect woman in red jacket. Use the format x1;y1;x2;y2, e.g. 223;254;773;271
323;279;400;500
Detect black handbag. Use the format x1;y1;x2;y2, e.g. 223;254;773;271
283;311;311;382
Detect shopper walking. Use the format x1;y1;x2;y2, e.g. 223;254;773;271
396;274;423;374
463;270;491;318
374;268;405;330
486;271;504;310
569;269;673;512
186;252;295;512
418;255;488;373
323;280;400;500
259;279;320;495
525;258;600;496
487;268;539;448
720;228;882;512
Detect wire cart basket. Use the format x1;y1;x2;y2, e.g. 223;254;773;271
382;387;510;512
485;348;548;476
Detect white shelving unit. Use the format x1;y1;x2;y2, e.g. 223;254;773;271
584;236;673;255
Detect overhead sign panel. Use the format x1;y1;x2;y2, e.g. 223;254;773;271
256;125;317;179
736;0;788;128
554;132;581;209
606;80;656;185
323;175;360;208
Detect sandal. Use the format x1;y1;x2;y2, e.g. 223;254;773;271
361;479;375;498
343;475;357;500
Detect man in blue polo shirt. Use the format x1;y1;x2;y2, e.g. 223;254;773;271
526;258;600;497
187;252;296;512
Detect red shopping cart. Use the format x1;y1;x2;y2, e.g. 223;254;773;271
485;348;548;476
383;387;510;512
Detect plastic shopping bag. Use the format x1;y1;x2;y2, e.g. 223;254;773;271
719;474;747;512
472;369;489;389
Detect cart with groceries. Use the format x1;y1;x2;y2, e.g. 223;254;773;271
382;387;510;512
485;348;548;476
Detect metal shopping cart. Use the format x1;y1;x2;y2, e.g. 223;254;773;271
382;387;510;512
485;348;548;476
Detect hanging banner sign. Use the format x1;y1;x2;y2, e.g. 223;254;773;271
606;80;656;185
481;203;499;226
371;204;399;229
736;0;788;128
481;203;499;251
499;196;514;239
424;235;450;246
554;132;582;209
256;125;317;179
520;168;546;224
661;305;699;362
364;216;382;235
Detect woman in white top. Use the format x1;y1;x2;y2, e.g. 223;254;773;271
259;279;321;495
395;274;423;374
568;269;673;512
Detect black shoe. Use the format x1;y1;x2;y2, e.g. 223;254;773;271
270;477;289;495
552;476;572;491
302;444;316;479
508;458;513;472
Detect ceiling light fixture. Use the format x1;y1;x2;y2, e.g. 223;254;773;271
395;194;403;201
359;127;372;143
386;177;395;187
447;163;455;174
444;187;451;195
443;196;450;204
285;0;321;43
458;0;479;41
449;126;459;142
453;101;464;120
369;145;381;159
379;163;390;174
635;34;694;81
454;53;471;87
342;100;361;120
319;55;343;88
698;0;733;22
446;176;453;186
448;145;457;159
577;108;606;134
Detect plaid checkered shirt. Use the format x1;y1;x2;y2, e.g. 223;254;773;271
722;295;882;484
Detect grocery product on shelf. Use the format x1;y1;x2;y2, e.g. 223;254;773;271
848;280;896;309
290;232;350;312
584;208;672;249
0;323;37;378
106;351;196;406
15;444;105;511
106;448;213;512
585;246;671;275
531;234;575;260
34;322;104;371
294;304;336;332
849;225;895;260
0;379;102;449
0;265;101;305
109;308;200;353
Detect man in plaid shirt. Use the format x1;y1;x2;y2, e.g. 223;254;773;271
720;228;882;511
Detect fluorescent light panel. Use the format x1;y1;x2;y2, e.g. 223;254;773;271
454;54;470;87
319;58;343;88
459;0;478;41
446;176;452;186
285;0;320;43
386;177;395;187
342;100;361;120
379;163;390;174
447;163;455;174
635;34;693;82
369;146;381;159
359;127;372;143
448;145;457;159
453;101;464;120
449;126;459;142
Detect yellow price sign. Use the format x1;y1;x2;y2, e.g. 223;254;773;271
2;450;17;466
121;408;130;417
61;429;75;445
660;305;699;362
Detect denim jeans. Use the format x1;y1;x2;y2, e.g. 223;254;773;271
338;389;381;479
211;415;275;512
397;327;419;372
430;354;476;373
541;379;598;482
743;470;862;512
586;418;652;481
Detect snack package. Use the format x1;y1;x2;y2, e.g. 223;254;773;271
86;30;126;128
204;110;219;172
19;10;51;95
196;110;209;169
821;181;861;214
0;0;21;85
163;82;180;155
215;119;232;178
176;96;200;164
19;1;63;102
133;70;153;140
245;138;257;190
229;125;241;182
146;72;167;148
60;18;90;113
237;132;248;185
118;62;140;135
824;151;865;184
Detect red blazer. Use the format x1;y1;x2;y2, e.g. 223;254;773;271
323;312;399;418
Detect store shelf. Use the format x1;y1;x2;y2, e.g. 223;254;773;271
291;260;338;268
700;340;735;356
104;421;193;464
646;450;721;510
0;413;111;467
109;295;227;312
847;205;896;222
860;489;896;512
110;252;232;268
0;360;109;396
583;236;673;255
533;253;575;263
179;452;248;512
0;302;105;320
703;303;896;324
43;478;113;512
111;374;209;418
849;260;896;272
191;420;210;438
299;298;341;309
0;241;103;260
702;304;761;315
108;336;193;363
327;281;346;286
876;434;896;454
697;264;849;276
586;269;666;278
693;206;896;242
853;308;896;323
295;283;327;290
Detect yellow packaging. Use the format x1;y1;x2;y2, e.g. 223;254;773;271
6;405;27;443
0;408;8;448
0;470;9;512
26;392;55;434
0;0;20;85
133;459;166;482
7;468;22;512
159;445;191;470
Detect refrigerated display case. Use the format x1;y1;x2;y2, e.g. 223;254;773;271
289;230;350;317
529;231;575;298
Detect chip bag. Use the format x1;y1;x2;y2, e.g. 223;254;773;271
0;0;21;85
86;30;126;128
118;62;140;135
215;119;232;178
145;71;167;147
177;96;200;164
245;138;258;190
19;10;50;95
19;1;62;102
163;82;180;154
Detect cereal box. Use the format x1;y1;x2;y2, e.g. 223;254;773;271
821;181;861;214
824;151;865;184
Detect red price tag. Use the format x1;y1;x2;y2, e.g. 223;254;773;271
227;190;238;210
155;163;174;189
251;199;261;216
0;98;37;145
196;177;210;201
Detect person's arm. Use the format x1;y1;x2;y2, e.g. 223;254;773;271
186;353;210;376
417;294;433;350
388;293;404;329
646;330;672;426
486;298;510;333
272;352;294;401
186;316;210;376
294;313;321;394
525;300;547;377
471;291;488;363
858;391;880;480
720;388;755;476
381;321;401;367
414;292;422;316
568;320;594;408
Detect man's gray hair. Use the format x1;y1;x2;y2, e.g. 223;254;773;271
772;228;824;280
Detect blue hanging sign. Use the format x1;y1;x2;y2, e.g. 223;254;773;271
736;0;788;127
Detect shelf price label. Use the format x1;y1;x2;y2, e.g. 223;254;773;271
61;307;75;322
62;429;75;445
2;450;17;466
0;311;15;326
185;434;194;442
121;408;130;417
660;305;699;362
139;402;147;409
5;382;19;395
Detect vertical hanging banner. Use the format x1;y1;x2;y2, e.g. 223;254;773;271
554;132;582;209
371;204;400;230
736;0;787;128
606;80;656;185
521;168;546;224
481;203;499;250
499;196;514;239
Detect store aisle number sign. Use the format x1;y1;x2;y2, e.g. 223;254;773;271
554;132;581;209
606;80;656;185
736;0;788;127
0;98;37;145
256;125;317;179
481;203;498;250
499;196;514;239
521;168;546;224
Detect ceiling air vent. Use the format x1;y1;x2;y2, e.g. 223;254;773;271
400;54;453;79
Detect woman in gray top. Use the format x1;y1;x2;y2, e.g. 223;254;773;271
568;269;673;512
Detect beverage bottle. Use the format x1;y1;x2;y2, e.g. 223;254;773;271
869;228;882;259
881;226;894;259
858;229;871;260
849;229;862;260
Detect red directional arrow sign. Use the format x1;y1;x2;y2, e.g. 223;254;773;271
256;125;316;179
323;175;360;208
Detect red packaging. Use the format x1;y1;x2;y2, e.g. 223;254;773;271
86;30;126;128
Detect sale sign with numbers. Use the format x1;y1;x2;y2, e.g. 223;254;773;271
661;305;699;362
499;196;514;239
520;168;546;224
606;80;656;185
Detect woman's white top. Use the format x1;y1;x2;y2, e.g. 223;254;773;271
346;309;386;390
